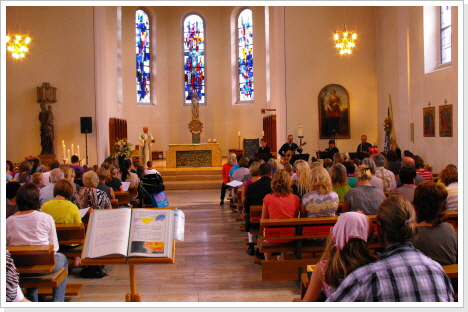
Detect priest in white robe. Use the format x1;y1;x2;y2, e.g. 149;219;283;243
138;126;153;167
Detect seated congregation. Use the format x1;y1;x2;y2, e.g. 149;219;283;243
225;150;458;302
5;150;458;302
5;155;161;302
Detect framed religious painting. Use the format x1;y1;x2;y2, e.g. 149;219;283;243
439;104;453;137
318;84;350;139
423;107;436;137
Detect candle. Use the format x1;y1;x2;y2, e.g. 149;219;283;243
238;131;240;137
298;124;303;137
71;144;74;157
68;149;70;161
62;143;66;159
77;145;80;160
262;130;264;137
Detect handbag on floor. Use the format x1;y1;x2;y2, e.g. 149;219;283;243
80;265;108;278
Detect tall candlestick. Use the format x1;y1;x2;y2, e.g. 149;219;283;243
68;149;70;161
238;131;240;137
77;145;80;160
62;143;66;160
298;124;303;137
71;144;74;157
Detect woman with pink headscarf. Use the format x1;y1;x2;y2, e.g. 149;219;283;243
302;212;375;301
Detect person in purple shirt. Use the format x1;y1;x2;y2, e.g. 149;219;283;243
69;155;85;175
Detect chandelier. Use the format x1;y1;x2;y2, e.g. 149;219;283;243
6;31;31;59
334;24;356;55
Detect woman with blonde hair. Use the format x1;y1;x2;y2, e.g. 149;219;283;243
343;165;386;215
438;165;458;210
301;166;339;218
329;163;350;203
291;159;313;199
268;158;281;173
261;169;301;260
302;212;375;301
333;152;345;165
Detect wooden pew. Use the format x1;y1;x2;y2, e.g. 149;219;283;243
110;199;119;209
56;223;86;260
114;191;130;206
257;215;380;281
128;185;139;206
7;245;69;298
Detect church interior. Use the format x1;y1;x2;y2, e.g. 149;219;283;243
3;2;461;306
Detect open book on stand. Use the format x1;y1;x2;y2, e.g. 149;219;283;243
82;208;184;262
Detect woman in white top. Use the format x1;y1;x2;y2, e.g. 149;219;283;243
6;183;68;302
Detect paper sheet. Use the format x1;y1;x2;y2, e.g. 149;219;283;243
121;182;131;191
173;209;185;241
226;180;243;187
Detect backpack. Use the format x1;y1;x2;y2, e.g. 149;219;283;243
79;265;108;278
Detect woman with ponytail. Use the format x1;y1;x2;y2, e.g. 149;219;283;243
302;212;375;301
342;165;386;215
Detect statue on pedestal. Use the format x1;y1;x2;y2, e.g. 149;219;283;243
188;89;203;143
39;103;54;155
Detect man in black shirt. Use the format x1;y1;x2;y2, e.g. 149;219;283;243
278;135;303;157
243;163;272;255
325;139;339;154
356;135;373;154
257;138;271;155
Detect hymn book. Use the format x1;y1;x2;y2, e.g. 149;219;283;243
82;208;176;260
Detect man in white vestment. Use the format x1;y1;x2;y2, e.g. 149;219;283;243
138;127;153;168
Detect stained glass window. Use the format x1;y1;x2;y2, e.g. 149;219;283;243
136;10;151;103
238;9;254;101
184;15;205;104
440;6;451;64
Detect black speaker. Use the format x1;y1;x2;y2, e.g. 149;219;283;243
80;117;92;133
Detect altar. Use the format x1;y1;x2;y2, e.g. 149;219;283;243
166;143;223;168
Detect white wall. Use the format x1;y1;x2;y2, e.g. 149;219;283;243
283;6;379;155
6;6;97;166
375;6;458;173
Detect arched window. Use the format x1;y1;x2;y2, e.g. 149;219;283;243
184;14;205;104
237;9;253;101
136;9;151;103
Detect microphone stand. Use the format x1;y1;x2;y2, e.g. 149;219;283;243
333;130;337;151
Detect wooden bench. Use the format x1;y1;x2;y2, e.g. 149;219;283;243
257;215;380;281
56;223;86;259
111;199;119;208
7;245;70;298
128;185;139;206
114;191;130;206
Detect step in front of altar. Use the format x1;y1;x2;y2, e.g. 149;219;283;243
158;167;223;190
164;180;222;190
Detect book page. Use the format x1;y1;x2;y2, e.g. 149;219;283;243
127;209;174;258
84;208;131;258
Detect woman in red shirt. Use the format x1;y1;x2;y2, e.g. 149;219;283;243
220;153;237;205
414;155;433;183
261;169;301;260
